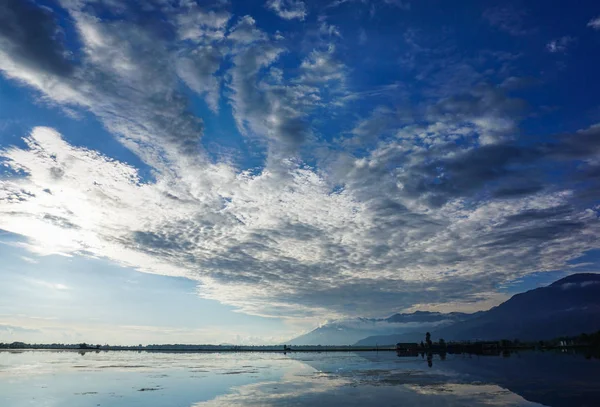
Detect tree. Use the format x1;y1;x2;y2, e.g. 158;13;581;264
439;338;446;347
425;332;432;348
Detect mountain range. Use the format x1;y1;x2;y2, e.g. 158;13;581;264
288;312;473;346
289;273;600;346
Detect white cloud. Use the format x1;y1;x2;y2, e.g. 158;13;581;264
3;125;600;322
31;280;71;290
299;45;346;84
266;0;307;21
226;16;343;152
587;16;600;30
228;15;268;44
546;36;575;53
349;105;395;143
0;4;207;171
175;5;231;42
19;256;39;264
318;19;342;38
176;45;223;112
1;0;600;327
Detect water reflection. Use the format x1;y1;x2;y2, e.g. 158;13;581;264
193;375;540;407
0;350;598;407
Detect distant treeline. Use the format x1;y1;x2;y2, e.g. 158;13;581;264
433;330;600;350
395;330;600;353
2;331;600;351
0;342;386;351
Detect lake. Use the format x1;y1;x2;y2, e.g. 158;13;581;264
1;350;599;406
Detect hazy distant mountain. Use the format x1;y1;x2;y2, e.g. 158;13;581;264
356;273;600;346
354;331;428;346
288;312;472;346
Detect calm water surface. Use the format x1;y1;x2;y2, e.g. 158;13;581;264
1;350;599;406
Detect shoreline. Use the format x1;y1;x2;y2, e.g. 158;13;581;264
1;345;595;354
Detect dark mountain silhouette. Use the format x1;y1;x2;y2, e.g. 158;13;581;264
432;273;600;341
354;273;600;345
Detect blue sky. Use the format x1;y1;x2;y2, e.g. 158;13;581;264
0;0;599;344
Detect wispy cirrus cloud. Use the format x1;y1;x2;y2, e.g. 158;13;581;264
588;16;600;30
0;0;599;325
546;36;575;53
267;0;307;20
3;120;600;320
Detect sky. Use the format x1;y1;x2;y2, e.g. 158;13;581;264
0;0;600;345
